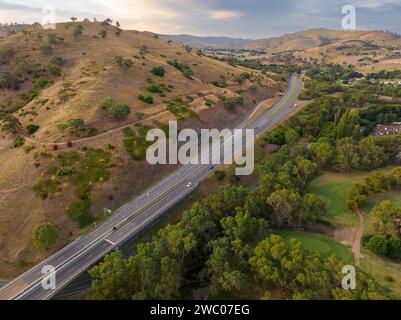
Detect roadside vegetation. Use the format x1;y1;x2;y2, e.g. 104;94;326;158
89;62;401;300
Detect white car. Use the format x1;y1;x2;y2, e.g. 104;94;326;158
186;182;193;188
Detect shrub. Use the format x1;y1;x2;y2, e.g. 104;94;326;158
26;124;40;135
40;44;53;54
367;235;389;257
151;66;166;77
111;104;130;121
215;170;226;181
49;66;61;76
73;24;84;37
0;71;18;89
33;177;61;199
138;94;154;104
57;118;85;131
34;77;53;89
167;98;195;119
51;56;65;66
136;112;145;120
98;30;107;38
58;152;80;166
223;96;244;111
32;224;59;250
67;199;93;227
115;56;133;69
123;125;153;161
147;84;163;94
11;136;25;148
101;98;131;121
0;47;15;63
167;60;193;78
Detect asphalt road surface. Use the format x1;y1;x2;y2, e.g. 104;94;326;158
0;74;302;300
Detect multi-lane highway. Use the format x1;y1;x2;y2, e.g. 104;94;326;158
0;73;302;300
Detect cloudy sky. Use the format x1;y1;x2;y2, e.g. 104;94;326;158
1;0;401;38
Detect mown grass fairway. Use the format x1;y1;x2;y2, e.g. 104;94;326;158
307;168;396;228
306;172;363;227
273;230;354;264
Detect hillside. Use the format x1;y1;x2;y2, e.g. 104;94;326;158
160;34;254;48
0;21;280;278
247;29;401;52
0;24;32;39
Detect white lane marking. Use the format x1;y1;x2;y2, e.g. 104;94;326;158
104;239;116;246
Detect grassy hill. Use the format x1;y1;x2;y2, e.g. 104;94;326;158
0;21;281;279
247;29;401;52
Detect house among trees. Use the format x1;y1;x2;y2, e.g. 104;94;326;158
374;122;401;135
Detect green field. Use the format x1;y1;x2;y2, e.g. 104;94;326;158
306;172;364;227
306;168;396;228
273;230;354;264
366;190;401;212
361;250;401;298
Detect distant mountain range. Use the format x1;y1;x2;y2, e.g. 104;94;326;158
161;28;401;52
160;34;254;48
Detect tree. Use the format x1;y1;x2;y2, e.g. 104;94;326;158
285;128;300;145
51;56;65;66
102;18;113;26
293;159;317;190
337;109;360;139
206;212;267;294
101;98;131;121
347;184;369;210
73;24;84;37
151;66;166;77
334;139;360;171
98;30;107;38
249;235;328;298
310;140;335;167
89;244;181;300
358;138;387;170
114;56;133;69
371;201;401;236
26;124;40;135
202;185;248;222
32;224;59;250
116;21;121;28
267;189;301;227
71;17;78;23
367;235;390;257
300;194;326;227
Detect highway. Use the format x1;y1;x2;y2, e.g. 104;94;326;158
0;73;302;300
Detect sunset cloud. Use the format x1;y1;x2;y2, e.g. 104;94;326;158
0;0;400;38
208;10;243;20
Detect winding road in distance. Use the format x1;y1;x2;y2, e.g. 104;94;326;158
0;73;302;300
